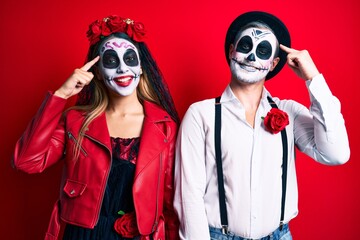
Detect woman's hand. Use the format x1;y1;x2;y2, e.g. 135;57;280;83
54;56;100;99
280;44;320;81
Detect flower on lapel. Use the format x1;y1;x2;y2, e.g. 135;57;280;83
263;108;289;134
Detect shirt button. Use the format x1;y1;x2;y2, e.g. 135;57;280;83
70;190;75;195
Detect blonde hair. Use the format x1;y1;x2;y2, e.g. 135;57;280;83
69;32;179;159
69;70;159;159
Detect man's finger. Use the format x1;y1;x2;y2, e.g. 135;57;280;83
80;56;100;71
280;44;297;54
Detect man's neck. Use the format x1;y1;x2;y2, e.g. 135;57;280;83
229;78;265;128
229;78;265;109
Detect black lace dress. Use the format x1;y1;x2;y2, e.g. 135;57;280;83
63;137;140;240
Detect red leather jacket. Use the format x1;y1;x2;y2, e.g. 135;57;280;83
13;92;180;240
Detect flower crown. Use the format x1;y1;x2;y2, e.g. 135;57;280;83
86;15;146;45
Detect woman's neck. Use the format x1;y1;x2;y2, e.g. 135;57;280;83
105;91;145;138
106;90;143;116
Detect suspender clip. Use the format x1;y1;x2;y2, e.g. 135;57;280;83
279;221;284;231
221;225;228;235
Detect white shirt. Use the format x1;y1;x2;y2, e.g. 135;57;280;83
174;74;350;239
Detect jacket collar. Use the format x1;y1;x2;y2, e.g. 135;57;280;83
84;101;172;177
135;101;172;178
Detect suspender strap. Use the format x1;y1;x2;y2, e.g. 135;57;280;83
214;96;289;234
267;96;288;230
214;96;228;234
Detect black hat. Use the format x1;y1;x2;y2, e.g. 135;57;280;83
225;11;291;80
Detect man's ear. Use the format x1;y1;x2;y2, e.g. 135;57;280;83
270;57;280;71
229;44;235;60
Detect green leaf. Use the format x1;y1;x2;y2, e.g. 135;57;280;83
117;210;125;215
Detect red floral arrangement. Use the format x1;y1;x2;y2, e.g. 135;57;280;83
263;108;289;134
114;211;140;238
87;15;146;45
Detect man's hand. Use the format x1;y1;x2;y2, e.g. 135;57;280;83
280;44;320;81
54;56;100;99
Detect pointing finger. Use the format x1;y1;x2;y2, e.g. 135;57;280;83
280;44;297;54
80;56;100;71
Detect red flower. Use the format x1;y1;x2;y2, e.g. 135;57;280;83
132;22;146;42
86;20;102;45
100;20;112;37
263;108;289;134
107;15;126;32
114;211;140;238
86;15;146;45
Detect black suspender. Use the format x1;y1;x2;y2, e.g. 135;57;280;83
267;96;289;230
214;96;288;234
215;96;228;234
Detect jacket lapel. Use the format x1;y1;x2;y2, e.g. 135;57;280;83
134;101;171;179
84;112;112;152
80;101;170;178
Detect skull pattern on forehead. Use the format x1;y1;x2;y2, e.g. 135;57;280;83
230;27;279;83
99;36;142;96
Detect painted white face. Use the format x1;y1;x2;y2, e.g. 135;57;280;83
99;37;141;96
230;27;278;83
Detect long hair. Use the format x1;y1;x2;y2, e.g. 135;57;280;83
71;32;179;158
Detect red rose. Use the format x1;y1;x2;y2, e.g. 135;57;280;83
86;16;147;45
100;20;111;37
132;22;146;42
114;212;140;238
107;15;127;32
87;20;102;45
263;108;289;134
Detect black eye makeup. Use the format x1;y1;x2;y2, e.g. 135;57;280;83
123;49;139;67
256;40;272;60
236;36;253;54
102;50;120;69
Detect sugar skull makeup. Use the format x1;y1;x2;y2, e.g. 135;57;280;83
99;37;141;96
230;27;278;83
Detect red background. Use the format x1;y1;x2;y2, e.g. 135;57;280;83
1;0;359;239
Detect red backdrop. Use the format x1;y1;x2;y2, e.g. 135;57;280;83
1;0;359;239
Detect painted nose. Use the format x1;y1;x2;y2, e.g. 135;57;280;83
246;53;256;62
116;64;128;74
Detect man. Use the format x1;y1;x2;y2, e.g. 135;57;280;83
174;11;350;240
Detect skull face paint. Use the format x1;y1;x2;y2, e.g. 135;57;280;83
230;27;278;83
99;37;141;96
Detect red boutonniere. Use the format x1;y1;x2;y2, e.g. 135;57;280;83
114;211;140;238
87;15;146;45
262;108;289;134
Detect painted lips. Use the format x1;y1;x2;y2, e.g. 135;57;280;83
113;76;133;87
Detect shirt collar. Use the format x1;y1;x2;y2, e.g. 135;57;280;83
220;84;272;104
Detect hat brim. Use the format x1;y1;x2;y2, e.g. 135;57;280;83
225;11;291;80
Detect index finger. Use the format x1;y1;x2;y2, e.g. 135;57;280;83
80;56;100;71
280;44;297;54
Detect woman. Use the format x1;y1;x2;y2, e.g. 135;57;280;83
13;15;180;240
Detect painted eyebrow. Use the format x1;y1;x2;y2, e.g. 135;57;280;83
251;29;272;41
112;41;135;49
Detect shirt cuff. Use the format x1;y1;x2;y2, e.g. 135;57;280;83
306;74;333;103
